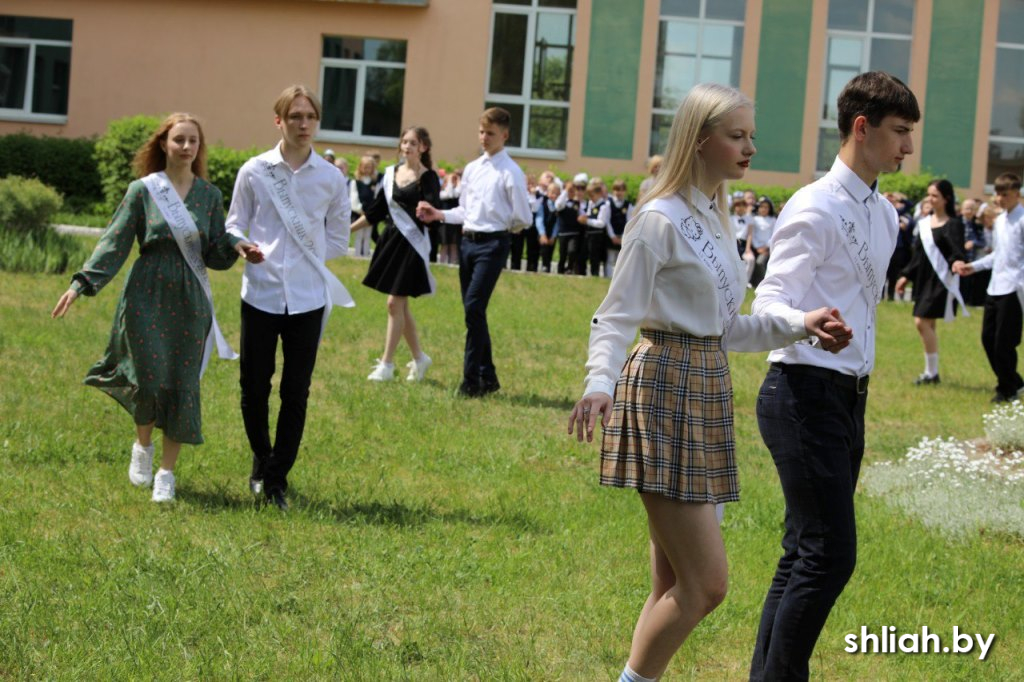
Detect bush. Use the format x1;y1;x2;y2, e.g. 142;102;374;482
0;175;89;274
878;170;937;203
0;134;102;206
0;175;63;236
94;115;161;210
207;145;259;209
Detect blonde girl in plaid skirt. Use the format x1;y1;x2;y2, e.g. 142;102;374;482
568;83;852;682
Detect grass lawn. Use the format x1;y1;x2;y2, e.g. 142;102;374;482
1;247;1021;680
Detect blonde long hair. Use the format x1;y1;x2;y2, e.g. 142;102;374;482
637;83;753;235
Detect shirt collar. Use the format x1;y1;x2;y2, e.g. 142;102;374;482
268;142;318;171
483;148;510;165
1007;203;1024;222
830;156;878;205
688;186;717;217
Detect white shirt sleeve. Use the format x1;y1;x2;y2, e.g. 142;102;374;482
508;170;534;232
349;179;362;214
588;201;610;230
752;210;833;322
325;174;351;259
583;223;667;398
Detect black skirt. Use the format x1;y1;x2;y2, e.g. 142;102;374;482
362;223;432;297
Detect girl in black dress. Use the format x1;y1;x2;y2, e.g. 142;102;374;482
895;179;968;385
352;127;441;382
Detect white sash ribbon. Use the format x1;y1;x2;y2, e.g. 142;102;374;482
383;165;436;295
918;216;968;321
256;160;355;336
641;194;743;340
141;172;236;376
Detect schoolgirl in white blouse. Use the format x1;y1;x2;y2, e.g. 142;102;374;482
568;83;851;682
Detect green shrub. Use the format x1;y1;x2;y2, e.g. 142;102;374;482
0;175;89;274
207;145;259;208
878;170;937;203
0;228;92;274
0;134;102;205
0;175;63;236
94;115;160;210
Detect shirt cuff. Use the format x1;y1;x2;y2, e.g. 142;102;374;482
583;377;616;399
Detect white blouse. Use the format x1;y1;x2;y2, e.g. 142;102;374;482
583;188;807;398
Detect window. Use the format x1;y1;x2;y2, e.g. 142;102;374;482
0;15;72;123
319;36;406;143
649;0;746;156
486;0;576;156
988;0;1024;184
817;0;914;171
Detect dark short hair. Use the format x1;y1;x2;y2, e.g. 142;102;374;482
994;173;1022;192
837;71;919;141
480;107;512;130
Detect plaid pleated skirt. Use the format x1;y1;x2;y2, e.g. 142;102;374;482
600;328;738;503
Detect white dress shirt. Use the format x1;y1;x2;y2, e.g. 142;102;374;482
731;214;750;242
583;188;807;398
969;203;1024;296
442;149;533;233
226;144;351;315
753;157;898;376
583;199;610;231
750;215;776;249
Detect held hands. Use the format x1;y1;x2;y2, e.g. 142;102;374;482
804;307;853;354
416;201;443;223
568;392;613;443
51;288;78;319
953;261;974;276
236;241;265;264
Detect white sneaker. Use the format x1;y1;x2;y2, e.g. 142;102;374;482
367;360;396;381
406;353;432;381
152;469;175;502
129;442;154;487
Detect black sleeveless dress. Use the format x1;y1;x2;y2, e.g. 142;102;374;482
362;168;441;297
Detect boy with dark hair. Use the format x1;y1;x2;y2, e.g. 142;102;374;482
417;107;533;396
959;173;1024;402
748;71;920;680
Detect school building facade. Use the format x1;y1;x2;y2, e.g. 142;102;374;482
1;0;1021;197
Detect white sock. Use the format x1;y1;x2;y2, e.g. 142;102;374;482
619;663;657;682
925;352;939;377
156;468;173;477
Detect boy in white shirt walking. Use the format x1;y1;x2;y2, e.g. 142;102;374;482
226;85;352;510
749;71;920;680
418;107;532;396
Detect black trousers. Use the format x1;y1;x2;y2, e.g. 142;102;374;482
751;364;866;681
557;233;582;274
239;301;323;495
459;233;510;387
509;227;540;272
982;293;1024;398
586;231;606;277
539;239;555;272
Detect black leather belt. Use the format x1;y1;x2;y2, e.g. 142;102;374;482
462;230;508;242
770;363;869;395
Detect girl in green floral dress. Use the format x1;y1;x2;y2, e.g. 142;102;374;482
52;113;263;502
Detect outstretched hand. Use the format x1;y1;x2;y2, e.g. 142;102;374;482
568;392;613;443
805;307;853;353
51;288;78;319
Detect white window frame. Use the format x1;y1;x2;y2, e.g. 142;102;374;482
317;39;406;146
817;0;914;173
650;0;745;156
988;37;1024;191
486;1;576;159
0;33;71;124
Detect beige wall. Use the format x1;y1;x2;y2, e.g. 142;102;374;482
0;0;1005;195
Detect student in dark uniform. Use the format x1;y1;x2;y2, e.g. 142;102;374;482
895;178;967;385
579;178;610;277
604;178;633;278
557;177;586;275
536;182;561;273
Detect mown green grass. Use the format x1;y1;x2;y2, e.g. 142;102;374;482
1;245;1021;680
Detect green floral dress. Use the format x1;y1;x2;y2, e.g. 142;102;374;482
70;177;241;444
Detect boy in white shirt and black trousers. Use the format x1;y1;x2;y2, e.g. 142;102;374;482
226;85;352;511
418;107;533;396
958;173;1024;402
749;71;920;680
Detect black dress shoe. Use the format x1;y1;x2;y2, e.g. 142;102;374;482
249;478;264;497
913;373;940;386
480;379;501;395
458;381;482;397
266;490;289;512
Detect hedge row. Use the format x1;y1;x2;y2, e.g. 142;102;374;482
1;117;939;219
